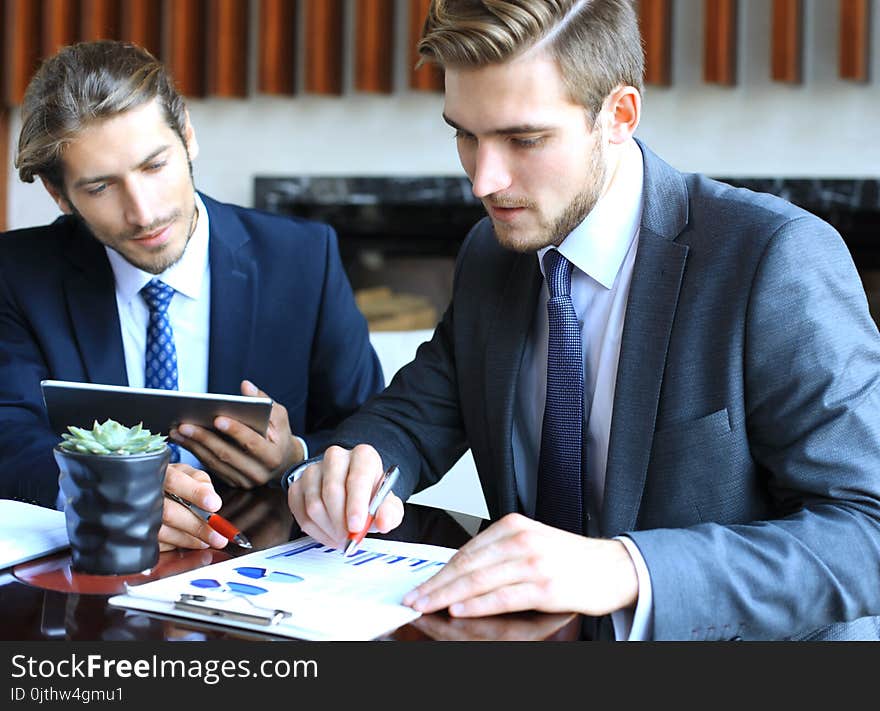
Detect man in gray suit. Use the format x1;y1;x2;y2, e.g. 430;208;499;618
285;0;880;640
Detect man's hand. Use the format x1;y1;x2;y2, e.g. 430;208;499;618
169;380;304;489
159;463;228;551
401;513;639;618
287;444;404;548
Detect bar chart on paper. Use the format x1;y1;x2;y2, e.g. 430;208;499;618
109;536;457;640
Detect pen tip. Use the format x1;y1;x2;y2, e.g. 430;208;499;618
343;540;357;556
234;535;252;549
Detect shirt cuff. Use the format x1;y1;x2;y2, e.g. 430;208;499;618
280;453;323;491
610;535;654;641
293;435;309;463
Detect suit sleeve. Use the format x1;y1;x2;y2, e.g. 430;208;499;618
301;225;385;455
322;235;475;501
627;216;880;640
0;263;63;508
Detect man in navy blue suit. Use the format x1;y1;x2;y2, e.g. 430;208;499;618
0;41;383;550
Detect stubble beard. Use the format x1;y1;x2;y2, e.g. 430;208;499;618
70;184;198;275
490;138;608;254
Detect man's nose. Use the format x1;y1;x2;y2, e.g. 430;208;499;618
123;180;155;228
470;146;512;199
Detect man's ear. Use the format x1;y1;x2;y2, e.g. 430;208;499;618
603;85;641;144
182;109;199;161
39;177;74;215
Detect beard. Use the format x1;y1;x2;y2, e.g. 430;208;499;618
68;186;198;275
487;134;609;254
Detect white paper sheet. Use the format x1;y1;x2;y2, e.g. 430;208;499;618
0;499;69;569
109;536;456;640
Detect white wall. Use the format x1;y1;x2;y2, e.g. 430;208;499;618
7;0;880;230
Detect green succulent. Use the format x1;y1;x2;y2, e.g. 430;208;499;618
58;419;168;456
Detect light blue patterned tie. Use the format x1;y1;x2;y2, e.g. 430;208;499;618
536;250;584;534
141;279;180;463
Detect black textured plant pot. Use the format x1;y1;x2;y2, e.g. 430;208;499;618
54;446;171;575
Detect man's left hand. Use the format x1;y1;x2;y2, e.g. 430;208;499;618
169;380;304;488
401;513;639;618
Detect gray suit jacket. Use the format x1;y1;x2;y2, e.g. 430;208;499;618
331;142;880;640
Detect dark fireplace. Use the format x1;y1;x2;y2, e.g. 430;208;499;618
254;176;880;328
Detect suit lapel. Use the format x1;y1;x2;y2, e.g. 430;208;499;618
600;143;690;537
483;249;542;517
203;195;255;395
62;221;128;385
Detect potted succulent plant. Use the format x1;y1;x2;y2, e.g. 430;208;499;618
54;419;171;575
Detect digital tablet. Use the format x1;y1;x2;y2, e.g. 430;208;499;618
40;380;273;437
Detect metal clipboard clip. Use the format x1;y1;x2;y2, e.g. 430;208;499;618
174;593;293;627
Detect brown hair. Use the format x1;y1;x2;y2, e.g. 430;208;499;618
16;40;188;188
418;0;644;120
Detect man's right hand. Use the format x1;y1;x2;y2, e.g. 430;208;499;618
159;463;229;551
286;444;404;549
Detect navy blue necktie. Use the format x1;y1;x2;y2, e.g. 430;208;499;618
141;279;180;463
535;250;584;534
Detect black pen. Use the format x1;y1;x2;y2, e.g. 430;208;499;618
343;465;400;556
165;491;252;549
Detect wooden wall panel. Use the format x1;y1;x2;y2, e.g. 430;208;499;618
355;0;394;93
165;0;206;97
4;0;43;105
638;0;672;86
304;0;343;95
409;0;442;91
206;0;249;97
258;0;296;95
43;0;80;56
80;0;120;40
704;0;738;85
840;0;870;81
771;0;801;83
120;0;162;57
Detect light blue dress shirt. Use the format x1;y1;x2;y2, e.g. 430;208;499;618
512;140;653;639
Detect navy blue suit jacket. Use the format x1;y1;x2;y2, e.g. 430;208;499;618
0;193;384;507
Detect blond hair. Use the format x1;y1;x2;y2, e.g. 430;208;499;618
418;0;644;120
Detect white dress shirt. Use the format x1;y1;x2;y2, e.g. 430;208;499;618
105;193;211;470
512;139;653;640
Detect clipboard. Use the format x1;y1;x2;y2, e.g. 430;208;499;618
109;536;455;641
41;380;273;437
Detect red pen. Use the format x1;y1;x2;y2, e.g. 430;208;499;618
165;491;252;549
343;465;400;556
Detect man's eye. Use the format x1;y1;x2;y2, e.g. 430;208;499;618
86;184;107;196
145;161;166;171
512;136;545;148
454;130;476;142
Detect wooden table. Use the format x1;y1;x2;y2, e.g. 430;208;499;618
0;487;578;641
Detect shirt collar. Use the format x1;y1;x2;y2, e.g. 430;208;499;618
538;139;644;289
105;192;210;305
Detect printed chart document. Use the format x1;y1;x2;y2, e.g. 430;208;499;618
109;536;455;640
0;499;69;569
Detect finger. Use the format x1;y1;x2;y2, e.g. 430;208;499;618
159;498;229;549
408;556;538;615
305;453;349;545
244;381;291;436
372;492;404;533
170;426;255;488
402;525;530;608
446;582;541;618
163;463;222;512
289;461;339;546
344;444;386;534
213;415;281;476
407;515;539;598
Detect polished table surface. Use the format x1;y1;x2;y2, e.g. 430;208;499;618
0;487;578;641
